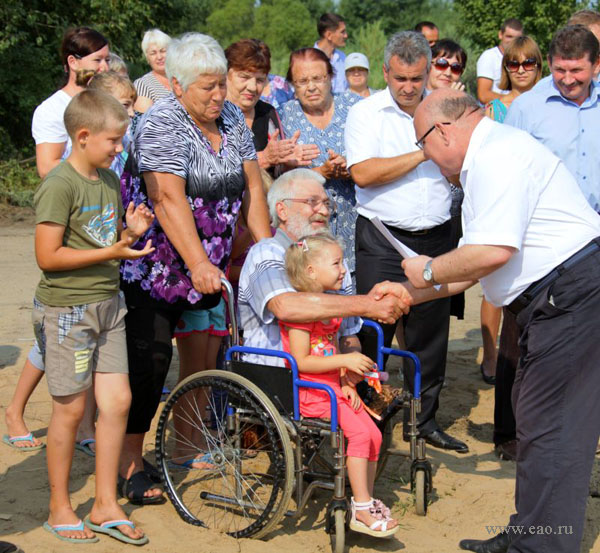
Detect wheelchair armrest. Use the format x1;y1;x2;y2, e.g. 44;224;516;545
226;345;339;432
294;379;338;432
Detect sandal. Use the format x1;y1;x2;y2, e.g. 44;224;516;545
118;471;165;505
349;497;398;538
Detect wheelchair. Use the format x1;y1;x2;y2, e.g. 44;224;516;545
155;279;433;552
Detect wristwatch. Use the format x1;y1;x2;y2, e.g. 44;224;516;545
422;259;438;285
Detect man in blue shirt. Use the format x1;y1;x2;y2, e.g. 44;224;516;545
314;13;348;94
505;25;600;211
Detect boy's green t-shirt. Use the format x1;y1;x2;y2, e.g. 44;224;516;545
34;161;124;307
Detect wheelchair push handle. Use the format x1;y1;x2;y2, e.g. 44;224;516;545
220;277;241;347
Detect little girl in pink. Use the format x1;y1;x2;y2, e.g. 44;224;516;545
279;234;398;538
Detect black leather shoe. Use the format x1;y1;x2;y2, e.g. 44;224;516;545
459;532;510;552
495;439;517;461
423;429;469;453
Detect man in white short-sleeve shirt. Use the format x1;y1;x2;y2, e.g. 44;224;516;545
391;89;600;553
476;18;523;104
345;31;467;454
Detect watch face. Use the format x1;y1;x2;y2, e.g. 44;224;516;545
423;268;432;282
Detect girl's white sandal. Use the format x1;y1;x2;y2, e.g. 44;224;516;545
349;497;398;538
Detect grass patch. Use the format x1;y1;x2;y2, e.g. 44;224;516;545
0;159;39;207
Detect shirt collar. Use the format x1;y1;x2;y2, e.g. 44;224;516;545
460;117;495;184
546;76;600;107
375;87;414;119
275;228;294;248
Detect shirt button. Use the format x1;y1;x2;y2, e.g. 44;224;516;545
583;152;587;156
584;176;587;180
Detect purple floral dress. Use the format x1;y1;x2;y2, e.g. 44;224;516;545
120;94;257;310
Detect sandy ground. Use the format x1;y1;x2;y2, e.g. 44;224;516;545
1;210;599;553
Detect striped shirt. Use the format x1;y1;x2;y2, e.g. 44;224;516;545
133;72;171;103
238;228;362;366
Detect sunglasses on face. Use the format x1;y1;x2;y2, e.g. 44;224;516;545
433;58;464;76
505;58;538;72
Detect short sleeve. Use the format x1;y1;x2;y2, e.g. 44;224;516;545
240;242;296;325
476;50;495;80
345;100;379;168
136;108;190;179
31;98;69;145
280;320;316;333
462;150;531;250
134;75;150;98
34;175;73;226
338;265;362;336
238;114;258;161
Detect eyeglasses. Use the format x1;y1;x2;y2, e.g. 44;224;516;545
415;107;480;149
293;75;329;88
433;58;464;76
505;58;538;72
415;122;451;149
282;197;335;211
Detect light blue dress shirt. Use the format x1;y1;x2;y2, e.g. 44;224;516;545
314;42;348;94
504;76;600;212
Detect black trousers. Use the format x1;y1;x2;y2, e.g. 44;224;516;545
493;307;519;446
355;215;452;434
124;304;182;434
506;250;600;553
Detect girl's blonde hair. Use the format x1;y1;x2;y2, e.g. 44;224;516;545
87;70;137;103
285;233;343;292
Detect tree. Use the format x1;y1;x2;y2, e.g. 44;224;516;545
454;0;585;56
205;0;255;45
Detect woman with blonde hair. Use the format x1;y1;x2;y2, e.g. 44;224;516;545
133;28;172;112
486;36;543;122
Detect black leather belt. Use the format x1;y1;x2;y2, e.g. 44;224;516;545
507;237;600;316
365;216;451;237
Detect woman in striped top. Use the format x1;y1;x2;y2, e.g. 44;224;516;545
133;28;172;113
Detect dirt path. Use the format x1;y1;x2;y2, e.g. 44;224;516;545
1;216;599;553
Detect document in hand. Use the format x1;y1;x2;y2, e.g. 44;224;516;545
369;216;441;290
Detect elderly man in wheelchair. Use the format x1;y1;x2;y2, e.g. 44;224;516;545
154;169;431;552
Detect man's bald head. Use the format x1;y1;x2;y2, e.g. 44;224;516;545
414;88;483;177
416;88;481;130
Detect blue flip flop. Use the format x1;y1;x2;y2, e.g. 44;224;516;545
84;517;149;546
168;452;218;470
75;438;96;457
43;520;99;543
2;433;45;451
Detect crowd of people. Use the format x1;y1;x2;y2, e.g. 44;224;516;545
2;7;600;553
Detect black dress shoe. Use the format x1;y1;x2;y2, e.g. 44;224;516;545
495;439;517;461
480;363;496;385
459;532;510;552
423;429;469;453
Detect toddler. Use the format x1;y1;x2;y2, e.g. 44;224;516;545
279;234;398;538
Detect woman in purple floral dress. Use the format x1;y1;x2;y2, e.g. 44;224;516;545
118;33;270;503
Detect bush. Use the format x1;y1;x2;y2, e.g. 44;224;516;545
0;159;39;207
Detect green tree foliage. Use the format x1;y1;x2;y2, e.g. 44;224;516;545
454;0;586;57
339;0;424;36
206;0;256;45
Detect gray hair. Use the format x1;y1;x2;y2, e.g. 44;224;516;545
268;168;326;227
141;29;171;60
384;31;431;70
165;33;227;91
108;52;128;75
436;93;481;121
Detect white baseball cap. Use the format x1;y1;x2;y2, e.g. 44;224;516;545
345;52;369;72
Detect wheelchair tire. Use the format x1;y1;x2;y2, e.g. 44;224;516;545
414;468;427;516
155;370;294;539
331;508;345;553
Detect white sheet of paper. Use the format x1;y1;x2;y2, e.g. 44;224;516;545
370;216;441;290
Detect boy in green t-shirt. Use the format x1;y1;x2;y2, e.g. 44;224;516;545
33;89;154;545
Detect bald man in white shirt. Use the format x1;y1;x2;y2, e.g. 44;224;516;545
378;88;600;553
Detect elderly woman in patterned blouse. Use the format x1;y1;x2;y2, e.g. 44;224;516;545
278;48;361;273
119;32;271;504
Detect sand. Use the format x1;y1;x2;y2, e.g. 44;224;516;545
1;212;599;553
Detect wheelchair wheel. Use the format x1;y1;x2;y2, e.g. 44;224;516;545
155;370;294;539
414;468;427;516
331;508;346;553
